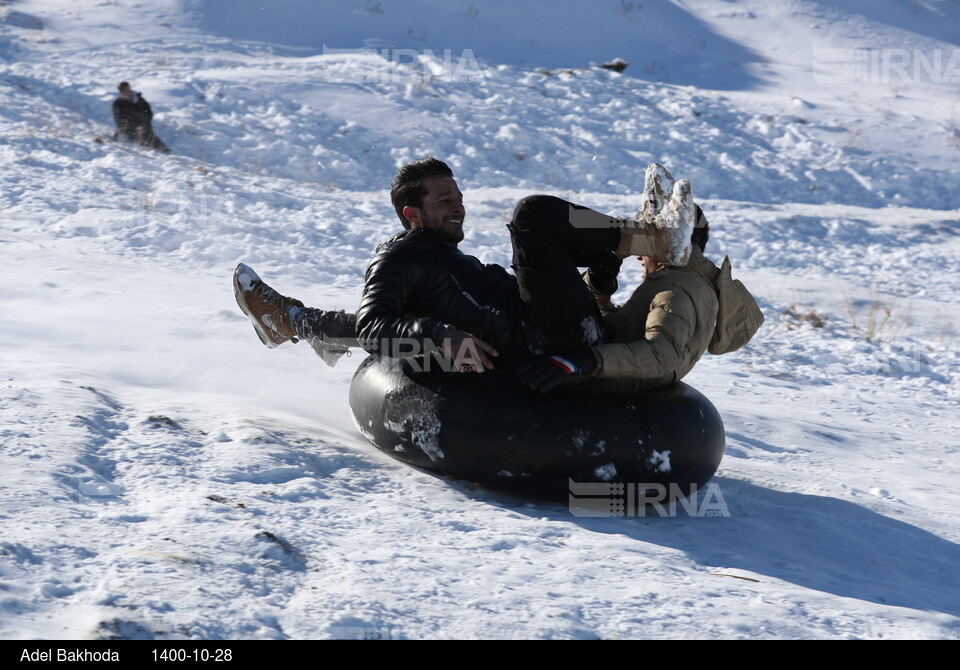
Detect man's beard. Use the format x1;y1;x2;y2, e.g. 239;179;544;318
423;213;464;244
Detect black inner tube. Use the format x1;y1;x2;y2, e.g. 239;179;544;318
349;355;725;501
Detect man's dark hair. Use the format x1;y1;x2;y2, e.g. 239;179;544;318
692;204;709;252
117;81;131;92
390;157;454;228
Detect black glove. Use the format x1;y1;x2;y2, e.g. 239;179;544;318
584;253;623;296
517;348;599;393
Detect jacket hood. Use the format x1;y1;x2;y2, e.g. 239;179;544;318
704;253;764;355
674;246;763;355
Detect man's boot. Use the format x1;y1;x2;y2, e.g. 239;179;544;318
233;264;304;348
654;179;695;267
639;162;675;223
614;219;670;259
617;179;695;265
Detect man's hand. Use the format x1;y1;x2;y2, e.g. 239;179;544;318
441;326;499;373
594;294;617;313
517;349;599;392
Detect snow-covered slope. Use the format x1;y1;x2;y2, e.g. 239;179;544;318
1;0;958;640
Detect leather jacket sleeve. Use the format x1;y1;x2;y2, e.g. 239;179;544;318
355;246;447;358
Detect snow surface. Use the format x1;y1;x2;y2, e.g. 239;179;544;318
1;0;958;640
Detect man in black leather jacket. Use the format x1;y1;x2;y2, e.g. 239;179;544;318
234;157;691;374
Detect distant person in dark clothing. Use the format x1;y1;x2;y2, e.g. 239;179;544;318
112;82;170;153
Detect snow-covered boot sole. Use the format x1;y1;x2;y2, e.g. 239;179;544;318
654;179;694;266
639;163;675;223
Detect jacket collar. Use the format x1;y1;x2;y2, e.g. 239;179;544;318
684;245;720;283
649;246;719;283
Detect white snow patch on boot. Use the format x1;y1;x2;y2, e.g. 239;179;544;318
654;179;694;266
639;163;675;223
235;263;256;292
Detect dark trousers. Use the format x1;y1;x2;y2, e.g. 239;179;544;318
295;196;623;359
508;195;621;355
116;125;170;153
